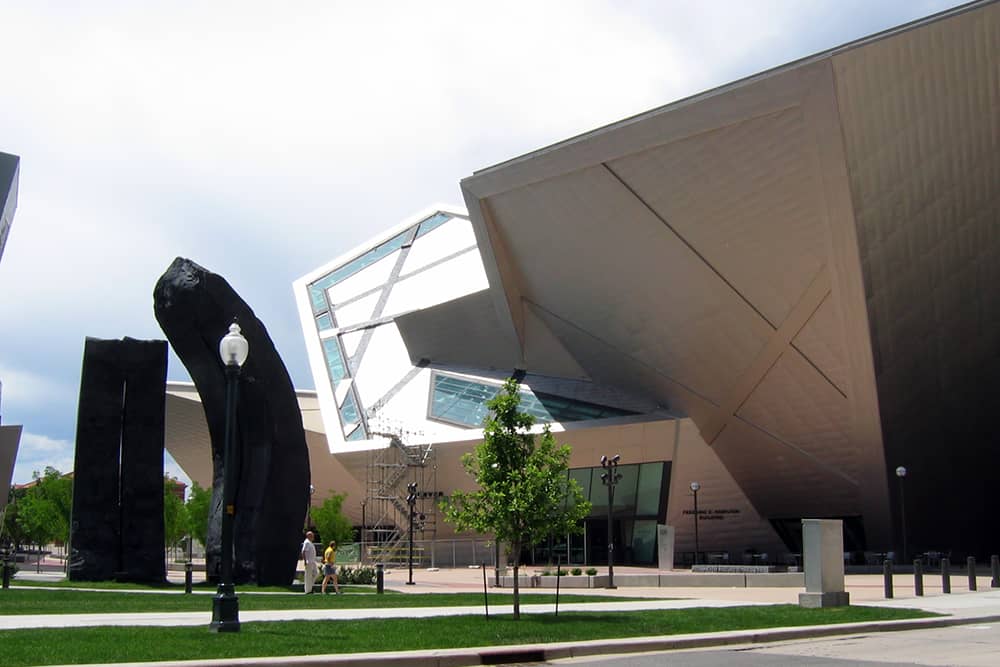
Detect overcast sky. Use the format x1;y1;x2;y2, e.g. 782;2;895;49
0;0;967;485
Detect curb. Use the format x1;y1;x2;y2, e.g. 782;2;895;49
45;612;1000;667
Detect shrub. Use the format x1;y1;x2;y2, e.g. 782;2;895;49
571;567;582;576
336;565;376;585
585;567;597;576
540;569;552;576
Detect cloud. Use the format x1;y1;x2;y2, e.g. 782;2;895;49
10;431;192;495
0;365;75;415
10;431;76;484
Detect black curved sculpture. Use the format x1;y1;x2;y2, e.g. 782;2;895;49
154;257;310;585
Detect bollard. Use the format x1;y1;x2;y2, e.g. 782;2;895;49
883;558;893;599
376;562;384;594
942;558;951;594
1;558;10;589
184;561;193;594
991;555;999;588
914;558;923;596
967;556;977;591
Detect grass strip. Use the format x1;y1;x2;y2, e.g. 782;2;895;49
0;589;647;614
0;606;934;667
11;579;308;593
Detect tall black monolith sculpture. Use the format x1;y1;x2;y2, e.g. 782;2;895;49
70;337;168;583
153;257;310;585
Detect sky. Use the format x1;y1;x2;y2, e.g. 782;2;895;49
0;0;969;486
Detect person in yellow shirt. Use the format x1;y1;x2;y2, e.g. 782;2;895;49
321;540;341;594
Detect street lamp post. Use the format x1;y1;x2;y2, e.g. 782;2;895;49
690;482;701;567
600;454;622;590
406;482;417;586
896;466;908;563
210;322;248;633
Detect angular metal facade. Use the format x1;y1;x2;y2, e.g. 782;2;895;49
455;2;1000;557
0;151;19;264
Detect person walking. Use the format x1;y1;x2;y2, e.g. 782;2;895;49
301;531;318;594
321;540;341;594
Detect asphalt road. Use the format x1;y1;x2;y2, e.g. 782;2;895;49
536;622;1000;666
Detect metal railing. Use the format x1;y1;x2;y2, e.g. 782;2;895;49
358;538;498;568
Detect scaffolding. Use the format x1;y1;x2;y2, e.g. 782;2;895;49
363;414;438;566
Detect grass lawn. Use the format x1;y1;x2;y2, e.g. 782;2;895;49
0;606;935;667
0;588;647;614
11;579;302;593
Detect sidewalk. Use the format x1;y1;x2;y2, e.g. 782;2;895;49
7;568;1000;667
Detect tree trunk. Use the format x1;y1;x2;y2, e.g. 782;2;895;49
512;560;520;620
512;542;520;620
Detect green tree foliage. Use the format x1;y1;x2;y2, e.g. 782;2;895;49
311;492;354;546
441;378;591;619
16;467;73;548
185;481;211;549
163;477;189;549
2;491;28;547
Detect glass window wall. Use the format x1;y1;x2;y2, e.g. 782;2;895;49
429;372;636;428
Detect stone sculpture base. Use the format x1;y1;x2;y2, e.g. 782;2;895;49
799;591;850;608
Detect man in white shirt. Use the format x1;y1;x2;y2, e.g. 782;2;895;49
301;531;318;594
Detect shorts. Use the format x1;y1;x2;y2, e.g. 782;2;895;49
324;563;337;576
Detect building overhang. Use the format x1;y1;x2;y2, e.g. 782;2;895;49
447;1;1000;545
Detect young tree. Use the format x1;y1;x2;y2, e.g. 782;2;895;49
2;489;28;550
311;492;354;546
185;481;211;549
32;468;73;544
163;477;189;551
441;378;590;619
16;489;60;571
15;467;73;561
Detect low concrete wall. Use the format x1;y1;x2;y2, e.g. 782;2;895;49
659;573;746;587
747;572;804;587
496;571;806;589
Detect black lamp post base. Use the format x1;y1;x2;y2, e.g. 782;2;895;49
405;581;415;585
209;586;241;633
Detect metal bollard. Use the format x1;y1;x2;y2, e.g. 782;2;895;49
968;556;977;591
883;558;893;599
376;562;384;594
184;561;193;594
991;555;999;588
942;558;951;594
914;558;923;596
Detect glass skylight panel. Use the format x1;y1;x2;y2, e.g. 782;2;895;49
415;212;451;238
340;391;361;426
346;426;367;441
429;373;635;428
430;375;497;427
308;229;410;309
316;313;333;331
322;338;348;383
402;218;477;276
309;285;328;314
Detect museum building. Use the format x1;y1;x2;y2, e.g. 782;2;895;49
167;1;1000;566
